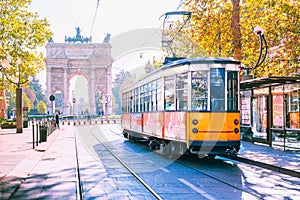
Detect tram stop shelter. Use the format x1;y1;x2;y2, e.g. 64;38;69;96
240;76;300;151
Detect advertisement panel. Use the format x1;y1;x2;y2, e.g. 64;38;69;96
130;113;142;132
164;112;186;142
143;112;163;138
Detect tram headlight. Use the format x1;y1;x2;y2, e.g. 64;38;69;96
192;128;198;134
192;119;198;125
234;119;239;125
234;128;239;133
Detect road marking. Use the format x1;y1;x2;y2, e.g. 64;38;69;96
160;168;170;173
178;178;216;200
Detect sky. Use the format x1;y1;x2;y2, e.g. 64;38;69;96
29;0;181;106
29;0;181;43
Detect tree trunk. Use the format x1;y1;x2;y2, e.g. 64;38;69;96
231;0;242;61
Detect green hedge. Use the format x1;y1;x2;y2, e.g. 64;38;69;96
1;122;16;129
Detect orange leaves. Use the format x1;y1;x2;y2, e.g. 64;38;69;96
180;0;299;77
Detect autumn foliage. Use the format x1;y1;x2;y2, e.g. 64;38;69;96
0;0;52;91
176;0;300;77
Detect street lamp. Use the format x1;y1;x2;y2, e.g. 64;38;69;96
0;56;32;133
242;26;268;80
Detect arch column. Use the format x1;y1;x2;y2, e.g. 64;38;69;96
89;69;96;115
46;67;53;114
63;67;69;114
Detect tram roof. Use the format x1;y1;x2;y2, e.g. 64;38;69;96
240;76;300;90
161;57;241;69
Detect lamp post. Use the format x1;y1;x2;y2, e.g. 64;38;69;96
242;26;268;80
252;26;268;72
0;57;32;133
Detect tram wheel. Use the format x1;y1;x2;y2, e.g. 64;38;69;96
127;134;136;143
165;142;174;159
178;142;186;156
165;142;182;160
159;143;166;156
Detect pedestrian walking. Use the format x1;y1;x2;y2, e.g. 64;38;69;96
55;112;60;129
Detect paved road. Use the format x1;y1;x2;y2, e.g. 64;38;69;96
1;123;299;199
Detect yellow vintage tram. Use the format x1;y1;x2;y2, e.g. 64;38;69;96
121;57;240;159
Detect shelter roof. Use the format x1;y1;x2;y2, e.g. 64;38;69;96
240;76;300;90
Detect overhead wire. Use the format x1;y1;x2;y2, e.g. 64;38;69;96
90;0;100;36
113;1;184;71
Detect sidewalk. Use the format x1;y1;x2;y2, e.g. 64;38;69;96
0;124;78;200
0;124;299;199
238;141;300;177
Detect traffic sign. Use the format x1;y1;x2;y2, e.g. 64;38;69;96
49;95;55;101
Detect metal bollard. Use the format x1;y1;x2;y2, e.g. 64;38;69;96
36;121;39;146
32;123;35;149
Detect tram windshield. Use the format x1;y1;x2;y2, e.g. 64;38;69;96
210;68;225;111
227;71;239;111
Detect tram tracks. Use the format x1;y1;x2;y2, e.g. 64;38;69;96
109;123;300;179
106;125;300;198
91;130;163;200
176;158;262;199
74;130;83;200
76;124;300;199
97;125;263;199
75;124;163;199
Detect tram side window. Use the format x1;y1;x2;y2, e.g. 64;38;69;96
176;73;188;110
157;79;162;111
210;68;225;111
164;76;175;110
134;88;139;112
227;71;238;111
122;93;126;113
140;86;144;112
144;83;151;112
125;91;132;113
151;80;157;111
191;71;208;111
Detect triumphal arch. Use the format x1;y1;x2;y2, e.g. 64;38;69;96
45;27;113;116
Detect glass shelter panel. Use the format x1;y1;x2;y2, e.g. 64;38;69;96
241;90;251;125
252;95;268;139
272;86;284;127
191;71;208;111
287;83;300;128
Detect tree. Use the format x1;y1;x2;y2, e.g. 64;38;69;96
25;76;46;108
22;92;32;112
112;70;135;114
180;0;300;77
37;100;46;115
0;0;52;90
